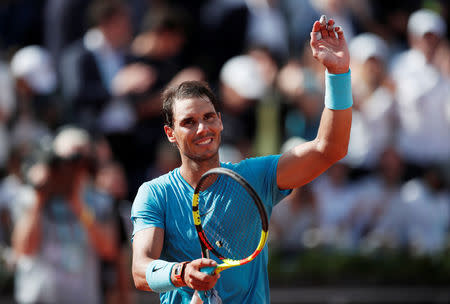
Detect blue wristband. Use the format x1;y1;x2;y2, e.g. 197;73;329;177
324;69;353;110
146;260;177;293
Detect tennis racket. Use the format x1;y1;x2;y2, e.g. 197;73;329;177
191;167;268;302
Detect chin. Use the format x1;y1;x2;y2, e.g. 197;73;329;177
188;149;219;162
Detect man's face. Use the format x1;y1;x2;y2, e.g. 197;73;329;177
164;96;223;162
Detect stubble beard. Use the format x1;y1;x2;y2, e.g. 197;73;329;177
184;135;221;163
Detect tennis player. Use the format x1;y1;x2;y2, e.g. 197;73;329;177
131;16;352;303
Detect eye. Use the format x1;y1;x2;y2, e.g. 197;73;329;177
181;118;195;127
204;113;216;121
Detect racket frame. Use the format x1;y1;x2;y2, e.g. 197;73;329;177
192;167;268;273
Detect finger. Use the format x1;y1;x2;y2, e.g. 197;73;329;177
311;21;322;42
198;258;217;268
312;20;321;32
319;15;329;38
319;15;327;27
335;26;345;40
327;19;336;37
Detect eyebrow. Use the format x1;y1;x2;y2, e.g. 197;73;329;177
204;111;217;117
178;111;217;124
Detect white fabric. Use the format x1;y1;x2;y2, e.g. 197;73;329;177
401;179;450;254
345;87;395;168
390;49;450;164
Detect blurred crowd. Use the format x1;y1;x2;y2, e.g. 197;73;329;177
0;0;448;303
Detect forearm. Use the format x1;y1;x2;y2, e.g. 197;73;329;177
132;255;155;291
277;71;352;189
132;227;165;291
12;203;43;256
315;106;352;162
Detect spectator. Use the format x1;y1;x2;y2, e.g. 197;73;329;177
400;166;450;255
345;33;395;171
270;184;320;252
219;54;267;157
9;45;57;150
311;162;358;251
60;0;133;133
11;126;118;304
348;146;405;250
250;46;284;156
390;9;450;177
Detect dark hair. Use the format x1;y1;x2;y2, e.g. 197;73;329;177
87;0;127;27
162;81;221;128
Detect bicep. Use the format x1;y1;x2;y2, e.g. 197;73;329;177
276;140;334;190
132;227;165;290
277;107;351;189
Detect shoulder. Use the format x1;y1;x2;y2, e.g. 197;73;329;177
223;155;281;172
221;155;281;185
140;169;178;192
134;169;182;204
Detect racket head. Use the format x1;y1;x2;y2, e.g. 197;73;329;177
192;167;268;271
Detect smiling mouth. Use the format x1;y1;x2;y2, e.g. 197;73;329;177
196;138;213;145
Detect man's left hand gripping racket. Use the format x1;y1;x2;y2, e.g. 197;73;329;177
191;167;269;303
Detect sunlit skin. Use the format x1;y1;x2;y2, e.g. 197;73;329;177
164;96;223;188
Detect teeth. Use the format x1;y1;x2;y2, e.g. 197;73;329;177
197;138;212;145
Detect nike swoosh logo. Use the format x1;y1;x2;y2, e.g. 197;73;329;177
152;267;163;272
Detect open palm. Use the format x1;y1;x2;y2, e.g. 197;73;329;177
310;17;350;74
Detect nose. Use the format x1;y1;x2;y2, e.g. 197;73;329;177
197;120;208;135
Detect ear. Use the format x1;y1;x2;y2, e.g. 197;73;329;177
164;125;177;143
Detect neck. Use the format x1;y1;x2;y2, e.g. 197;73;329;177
179;155;220;189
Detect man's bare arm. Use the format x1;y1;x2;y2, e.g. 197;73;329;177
277;17;352;190
132;227;165;291
132;227;219;292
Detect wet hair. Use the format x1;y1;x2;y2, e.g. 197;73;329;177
162;81;221;128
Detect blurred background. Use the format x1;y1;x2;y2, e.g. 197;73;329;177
0;0;449;303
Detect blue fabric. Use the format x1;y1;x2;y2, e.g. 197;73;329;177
146;260;177;293
324;69;353;110
131;155;291;304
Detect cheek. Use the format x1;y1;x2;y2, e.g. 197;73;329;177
216;120;224;133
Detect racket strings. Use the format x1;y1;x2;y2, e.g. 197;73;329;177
199;174;262;261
